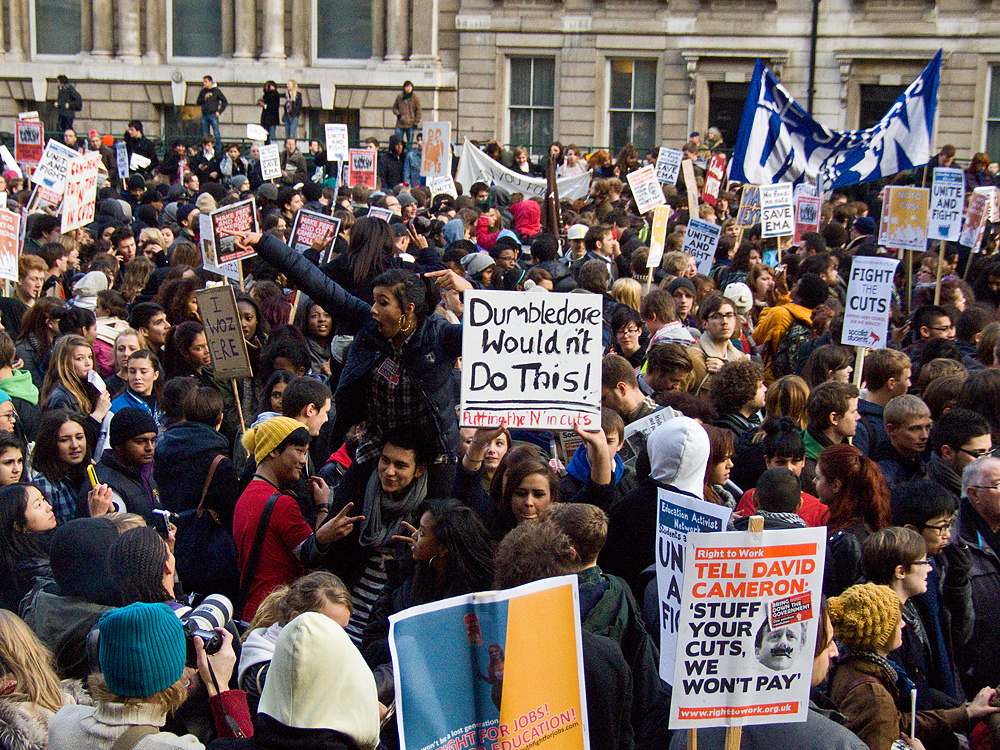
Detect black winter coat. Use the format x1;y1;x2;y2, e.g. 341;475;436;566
84;450;161;524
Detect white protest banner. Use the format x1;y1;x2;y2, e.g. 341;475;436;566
960;193;990;251
840;255;900;349
194;285;253;379
759;183;793;238
793;195;820;245
115;142;129;181
288;209;340;257
702;153;727;207
928;168;965;242
682;218;722;276
129;152;151;172
682;160;699;215
324;123;349;161
30;139;80;194
0;147;22;179
367;206;393;222
878;186;929;252
60;151;102;233
656;487;732;684
455;138;591;201
211;199;259;264
420;121;451;178
646;205;670;270
348;149;377;188
974;186;1000;222
656;148;683;185
259;144;281;180
669;527;826;730
627;164;666;215
460;291;602;431
246;124;269;142
428;174;459;198
0;208;21;283
15;120;43;164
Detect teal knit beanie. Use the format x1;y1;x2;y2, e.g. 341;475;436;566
98;602;186;697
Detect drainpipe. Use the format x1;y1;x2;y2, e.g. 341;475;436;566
807;0;820;113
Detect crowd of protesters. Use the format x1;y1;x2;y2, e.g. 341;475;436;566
1;77;1000;749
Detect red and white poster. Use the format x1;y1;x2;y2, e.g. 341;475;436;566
61;151;102;233
348;149;377;189
702;153;727;207
0;208;20;282
793;195;821;244
289;209;341;261
15;120;43;165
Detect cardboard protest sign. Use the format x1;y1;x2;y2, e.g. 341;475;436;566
682;218;722;276
15;120;43;164
259;144;281;180
30;139;80;195
646;205;670;270
974;186;1000;222
460;291;602;430
367;206;393;222
627;164;666;215
928;168;965;242
669;527;826;730
960;193;990;251
702;153;727;206
656;148;682;185
736;185;761;227
759;183;793;238
61;151;102;233
0;208;21;283
793;195;820;245
682;160;699;215
194;285;252;379
878;186;929;251
324;123;349;161
348;149;377;188
288;209;340;258
209;199;259;264
455;138;591;202
428;174;459;198
390;576;589;750
840;255;900;350
656;487;732;683
420;121;451;178
115;142;129;181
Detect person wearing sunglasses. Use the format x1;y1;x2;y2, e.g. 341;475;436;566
926;408;993;505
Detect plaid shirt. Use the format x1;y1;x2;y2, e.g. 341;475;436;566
355;352;447;466
33;472;80;526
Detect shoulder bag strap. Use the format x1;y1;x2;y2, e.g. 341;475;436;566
196;453;226;518
110;725;159;750
239;492;280;609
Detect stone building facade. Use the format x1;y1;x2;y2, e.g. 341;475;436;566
0;0;996;163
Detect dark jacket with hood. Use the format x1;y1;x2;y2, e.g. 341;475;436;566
956;497;1000;694
154;421;241;531
377;136;406;190
853;397;887;457
255;233;461;457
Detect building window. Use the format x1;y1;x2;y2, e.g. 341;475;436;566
858;84;907;130
509;57;554;157
35;0;81;55
316;0;372;59
609;59;656;153
171;0;222;58
708;81;750;151
987;67;1000;159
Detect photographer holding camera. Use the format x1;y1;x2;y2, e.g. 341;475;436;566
48;601;253;750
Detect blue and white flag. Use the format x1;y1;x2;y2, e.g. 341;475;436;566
730;50;941;189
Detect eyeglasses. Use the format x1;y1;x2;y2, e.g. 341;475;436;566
708;312;736;322
618;327;641;336
0;409;15;422
910;559;933;567
921;517;957;533
928;324;955;332
970;483;1000;491
959;447;993;460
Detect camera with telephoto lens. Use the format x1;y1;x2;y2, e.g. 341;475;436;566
176;595;233;665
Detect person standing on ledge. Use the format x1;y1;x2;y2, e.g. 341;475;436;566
54;75;82;133
392;80;422;145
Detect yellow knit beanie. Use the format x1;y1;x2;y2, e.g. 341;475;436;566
828;582;901;652
242;416;307;465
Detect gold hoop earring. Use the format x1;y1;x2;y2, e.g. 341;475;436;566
399;315;412;333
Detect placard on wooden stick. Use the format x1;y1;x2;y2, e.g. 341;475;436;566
194;285;253;380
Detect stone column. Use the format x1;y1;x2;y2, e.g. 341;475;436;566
91;0;113;56
384;0;408;60
233;0;254;58
409;0;438;61
8;0;24;59
118;0;141;60
290;0;307;65
143;0;160;62
221;0;234;56
370;0;385;59
261;0;285;61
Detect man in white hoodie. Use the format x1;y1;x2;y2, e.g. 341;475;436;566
601;416;710;596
